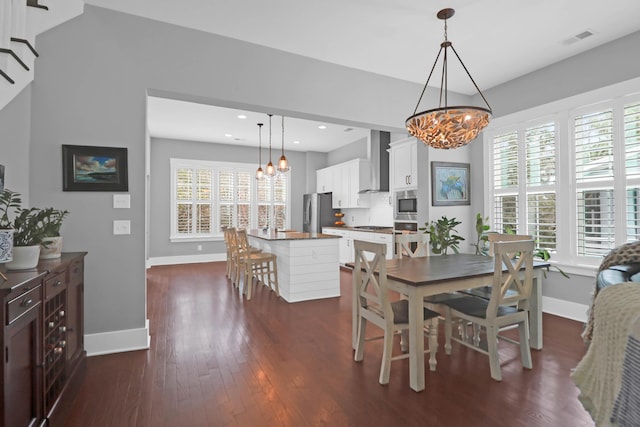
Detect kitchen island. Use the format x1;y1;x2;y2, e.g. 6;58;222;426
247;229;341;303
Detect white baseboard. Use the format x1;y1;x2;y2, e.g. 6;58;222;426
146;253;225;268
542;296;589;323
85;319;151;356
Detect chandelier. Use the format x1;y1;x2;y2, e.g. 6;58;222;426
277;115;290;173
255;122;264;180
405;8;492;149
265;114;276;177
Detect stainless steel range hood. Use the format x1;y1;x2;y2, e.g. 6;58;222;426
359;130;390;193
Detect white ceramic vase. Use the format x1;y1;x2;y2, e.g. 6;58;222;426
0;229;13;263
6;245;41;270
40;236;63;259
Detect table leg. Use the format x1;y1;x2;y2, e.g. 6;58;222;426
529;270;543;349
352;272;358;350
408;289;425;392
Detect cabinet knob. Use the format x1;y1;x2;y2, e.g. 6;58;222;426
20;298;33;307
54;280;62;287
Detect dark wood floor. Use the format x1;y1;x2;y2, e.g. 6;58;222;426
65;262;595;427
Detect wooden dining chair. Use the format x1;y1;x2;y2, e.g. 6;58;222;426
236;229;279;300
222;227;236;279
352;240;440;385
394;233;428;259
441;235;535;381
458;233;532;300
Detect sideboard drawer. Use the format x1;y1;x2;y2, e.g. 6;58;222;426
45;272;67;300
7;284;42;325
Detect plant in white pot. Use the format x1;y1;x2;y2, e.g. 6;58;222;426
38;208;69;259
0;189;49;270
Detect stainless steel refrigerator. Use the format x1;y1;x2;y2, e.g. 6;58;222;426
303;193;338;233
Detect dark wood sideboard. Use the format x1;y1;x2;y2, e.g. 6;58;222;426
1;252;87;427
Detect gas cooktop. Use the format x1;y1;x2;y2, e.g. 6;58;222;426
353;226;393;230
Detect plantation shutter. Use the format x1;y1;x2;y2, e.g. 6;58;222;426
575;109;615;256
273;174;287;230
525;123;557;251
493;131;519;233
236;172;251;229
218;171;234;229
625;102;640;241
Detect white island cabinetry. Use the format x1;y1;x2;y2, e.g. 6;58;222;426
247;230;341;303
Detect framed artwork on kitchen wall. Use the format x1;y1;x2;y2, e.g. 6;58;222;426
431;161;470;206
62;145;128;191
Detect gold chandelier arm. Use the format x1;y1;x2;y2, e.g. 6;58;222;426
449;44;493;113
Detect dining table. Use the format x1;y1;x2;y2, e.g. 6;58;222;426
346;253;550;392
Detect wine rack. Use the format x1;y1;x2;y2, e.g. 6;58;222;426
44;290;67;414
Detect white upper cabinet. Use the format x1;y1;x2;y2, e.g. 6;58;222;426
390;138;418;191
316;159;370;208
316;167;333;193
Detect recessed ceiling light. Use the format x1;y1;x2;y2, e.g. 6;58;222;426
225;133;233;137
318;125;327;130
237;114;247;119
293;140;301;144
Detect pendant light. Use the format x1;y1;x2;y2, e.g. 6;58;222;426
277;115;290;173
405;8;492;149
265;114;276;177
255;123;264;180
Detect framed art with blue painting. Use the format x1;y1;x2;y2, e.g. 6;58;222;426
62;145;128;191
431;161;470;206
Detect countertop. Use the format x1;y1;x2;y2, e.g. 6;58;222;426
322;226;394;234
247;229;340;241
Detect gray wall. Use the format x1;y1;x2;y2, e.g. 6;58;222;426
1;86;32;203
149;137;308;258
327;136;367;165
24;5;429;337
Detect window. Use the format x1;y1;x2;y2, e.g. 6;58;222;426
485;87;640;267
491;123;557;252
171;159;290;241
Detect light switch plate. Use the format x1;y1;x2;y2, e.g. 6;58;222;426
113;220;131;235
113;194;130;209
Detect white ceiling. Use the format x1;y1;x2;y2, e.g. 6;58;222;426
86;0;640;152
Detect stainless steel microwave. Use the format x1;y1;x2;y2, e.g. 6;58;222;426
395;190;418;221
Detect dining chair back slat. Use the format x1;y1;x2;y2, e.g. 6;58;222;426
395;233;428;258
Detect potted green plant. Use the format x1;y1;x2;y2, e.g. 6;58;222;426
38;207;69;259
420;215;465;255
473;213;569;278
0;189;54;269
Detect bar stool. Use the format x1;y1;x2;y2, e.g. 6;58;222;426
236;229;280;299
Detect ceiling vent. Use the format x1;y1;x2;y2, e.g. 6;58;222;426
562;29;596;45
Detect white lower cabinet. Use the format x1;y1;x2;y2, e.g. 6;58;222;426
323;228;352;264
323;228;394;264
351;231;394;260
